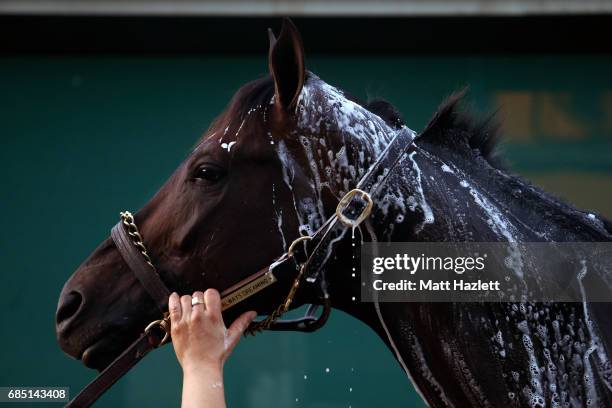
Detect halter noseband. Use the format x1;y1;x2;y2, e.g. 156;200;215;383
67;126;417;408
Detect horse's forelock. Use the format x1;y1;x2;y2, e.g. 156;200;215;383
193;76;276;149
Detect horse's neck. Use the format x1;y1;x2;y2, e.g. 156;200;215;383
325;137;610;310
344;141;612;407
381;142;611;243
332;134;612;332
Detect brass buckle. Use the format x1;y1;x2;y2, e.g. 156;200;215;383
144;313;171;347
335;189;373;228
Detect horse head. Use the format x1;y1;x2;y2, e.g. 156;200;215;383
55;19;403;371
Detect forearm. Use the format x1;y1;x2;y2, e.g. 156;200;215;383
181;365;226;408
170;290;255;408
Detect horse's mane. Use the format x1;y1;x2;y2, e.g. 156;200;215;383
418;90;612;237
228;73;409;131
215;76;504;171
419;89;504;169
317;81;505;171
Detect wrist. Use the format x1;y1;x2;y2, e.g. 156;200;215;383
182;360;224;379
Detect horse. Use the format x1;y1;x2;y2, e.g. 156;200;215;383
56;19;612;407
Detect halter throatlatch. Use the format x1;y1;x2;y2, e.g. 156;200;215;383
66;126;417;408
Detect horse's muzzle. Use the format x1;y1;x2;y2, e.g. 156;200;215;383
55;237;156;370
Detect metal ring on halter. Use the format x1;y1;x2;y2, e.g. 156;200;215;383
335;188;374;228
144;316;171;347
287;235;312;257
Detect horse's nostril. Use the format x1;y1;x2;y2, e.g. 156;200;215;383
56;291;83;326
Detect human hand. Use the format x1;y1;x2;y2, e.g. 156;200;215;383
168;289;256;375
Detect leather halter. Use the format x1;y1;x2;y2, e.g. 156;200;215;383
66;126;417;407
111;219;170;312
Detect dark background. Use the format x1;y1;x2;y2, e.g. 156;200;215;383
3;15;612;54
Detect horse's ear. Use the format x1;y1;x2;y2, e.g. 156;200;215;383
267;28;277;48
268;18;306;111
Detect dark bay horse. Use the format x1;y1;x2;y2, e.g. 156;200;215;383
57;20;612;407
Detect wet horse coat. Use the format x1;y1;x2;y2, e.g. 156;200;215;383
283;72;612;407
57;20;612;407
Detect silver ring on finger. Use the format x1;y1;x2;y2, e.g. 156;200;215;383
191;296;205;308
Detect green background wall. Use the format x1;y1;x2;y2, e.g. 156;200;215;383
1;54;611;407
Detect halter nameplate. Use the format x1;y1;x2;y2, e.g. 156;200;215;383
221;271;277;311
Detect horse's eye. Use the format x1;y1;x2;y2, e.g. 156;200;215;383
194;166;225;183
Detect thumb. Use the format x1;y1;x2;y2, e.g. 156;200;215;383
225;311;257;355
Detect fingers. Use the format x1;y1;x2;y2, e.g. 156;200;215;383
170;293;188;342
204;288;221;320
168;289;255;369
225;311;257;354
180;294;192;323
191;291;205;321
170;290;220;327
168;292;182;323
